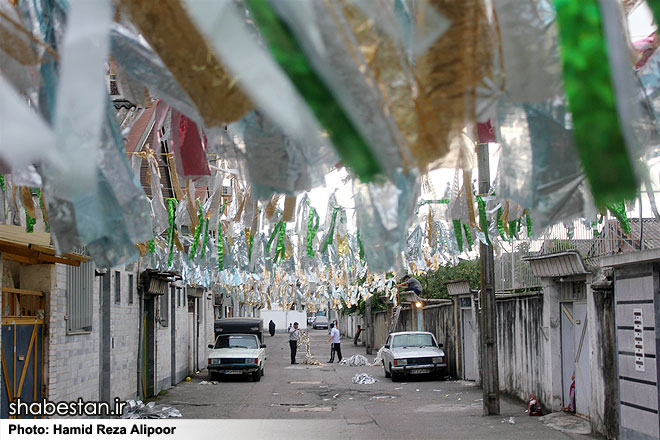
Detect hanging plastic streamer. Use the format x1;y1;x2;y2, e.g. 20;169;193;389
267;221;287;263
476;196;491;245
307;207;320;257
357;229;365;261
525;212;533;237
217;225;224;271
453;219;464;253
148;239;155;254
200;218;210;259
321;208;339;254
496;208;506;239
495;95;588;231
167;198;177;266
0;175;4;191
462;224;474;251
244;0;383;182
189;201;204;260
607;202;631;235
35;188;49;231
553;0;636;205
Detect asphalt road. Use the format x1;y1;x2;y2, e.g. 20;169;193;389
154;329;595;439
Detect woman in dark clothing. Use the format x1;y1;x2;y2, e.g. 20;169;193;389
268;320;276;337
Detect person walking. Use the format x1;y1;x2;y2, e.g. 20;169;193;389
353;325;362;345
288;322;301;364
326;322;342;363
268;320;276;337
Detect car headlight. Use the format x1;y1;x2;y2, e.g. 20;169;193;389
211;358;220;364
393;359;407;366
432;357;442;364
245;358;256;364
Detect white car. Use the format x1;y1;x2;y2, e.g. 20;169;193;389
381;331;447;381
312;316;329;329
207;334;266;381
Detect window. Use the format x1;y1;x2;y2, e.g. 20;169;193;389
177;287;181;307
128;274;134;305
159;287;171;327
114;271;121;304
66;260;94;333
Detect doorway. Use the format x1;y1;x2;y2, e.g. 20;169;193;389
560;302;591;418
461;308;476;381
99;273;111;403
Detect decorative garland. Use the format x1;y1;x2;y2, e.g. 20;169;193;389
553;0;636;205
218;224;224;271
244;0;382;182
306;206;320;257
453;219;463;253
166;197;177;266
321;207;339;253
476;195;491;245
462;224;473;251
607;201;631;235
189;200;204;260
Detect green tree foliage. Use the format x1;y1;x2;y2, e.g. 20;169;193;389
422;258;481;299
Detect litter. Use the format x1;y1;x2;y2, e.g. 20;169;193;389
433;389;442;392
416;389;420;392
339;354;370;366
121;400;182;419
370;396;396;400
509;417;516;424
332;394;340;399
352;373;379;384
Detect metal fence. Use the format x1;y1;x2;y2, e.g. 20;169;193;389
494;214;660;291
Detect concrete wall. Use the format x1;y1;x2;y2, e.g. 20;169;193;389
495;294;545;404
109;269;139;401
260;309;307;332
423;304;458;378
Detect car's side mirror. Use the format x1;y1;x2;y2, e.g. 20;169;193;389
438;343;444;348
208;344;214;349
384;344;390;349
260;344;267;348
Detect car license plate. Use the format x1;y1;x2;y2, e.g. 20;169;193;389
225;370;242;375
410;369;429;375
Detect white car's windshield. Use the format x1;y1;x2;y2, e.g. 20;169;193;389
214;335;258;349
392;334;435;348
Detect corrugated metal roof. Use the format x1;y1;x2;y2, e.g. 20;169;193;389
523;250;589;278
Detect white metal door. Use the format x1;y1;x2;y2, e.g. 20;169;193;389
560;303;575;408
462;309;476;381
573;302;591;418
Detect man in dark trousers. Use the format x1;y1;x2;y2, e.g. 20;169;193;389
268;320;276;337
353;325;362;345
395;275;423;303
288;322;300;364
326;322;342;363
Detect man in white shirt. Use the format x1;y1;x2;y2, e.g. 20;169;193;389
288;322;300;364
326;322;342;363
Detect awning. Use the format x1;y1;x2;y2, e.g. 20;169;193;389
522;250;589;278
0;225;88;266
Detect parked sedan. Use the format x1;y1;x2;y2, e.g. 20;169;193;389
381;331;447;381
312;316;329;329
207;334;266;382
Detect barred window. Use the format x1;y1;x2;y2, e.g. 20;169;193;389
66;260;94;334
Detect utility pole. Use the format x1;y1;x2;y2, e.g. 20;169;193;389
477;141;500;416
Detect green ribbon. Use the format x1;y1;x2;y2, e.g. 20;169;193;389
267;221;287;263
166;198;177;266
508;220;518;240
453;219;463;253
607;202;631;235
200;218;210;258
462;224;473;251
357;229;365;261
218;225;224;271
244;0;382;182
553;0;636;206
321;207;339;253
0;174;5;192
496;208;506;239
248;230;254;262
525;212;533;237
476;196;491;246
148;239;155;254
189;200;204;260
306;206;320;258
